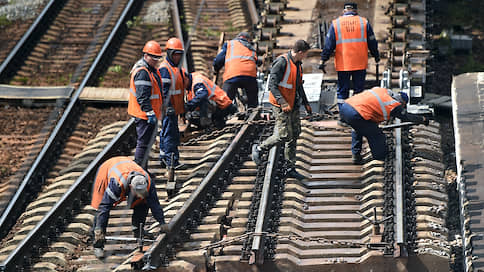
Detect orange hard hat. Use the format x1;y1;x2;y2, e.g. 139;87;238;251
165;37;184;51
143;40;162;57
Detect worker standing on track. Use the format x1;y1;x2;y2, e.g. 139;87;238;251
185;71;237;129
213;31;261;109
251;40;312;181
340;87;429;164
128;40;163;169
320;2;380;125
91;156;168;258
159;37;187;169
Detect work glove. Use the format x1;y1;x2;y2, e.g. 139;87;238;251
318;61;327;73
166;106;175;116
281;102;291;112
146;110;157;124
375;55;380;63
256;59;263;67
305;104;312;115
421;116;429;126
93;228;105;248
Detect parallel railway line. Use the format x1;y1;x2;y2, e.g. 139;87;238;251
0;0;463;271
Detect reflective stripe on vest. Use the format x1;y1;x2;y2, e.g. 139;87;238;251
368;89;400;121
225;40;256;63
107;159;132;189
278;57;293;89
163;64;182;97
129;88;159;100
335;17;367;44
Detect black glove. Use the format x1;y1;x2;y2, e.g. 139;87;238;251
318;61;327;73
146;110;157;124
375;55;380;63
256;59;263;66
166;106;175;116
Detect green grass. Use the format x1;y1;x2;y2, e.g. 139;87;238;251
0;15;11;27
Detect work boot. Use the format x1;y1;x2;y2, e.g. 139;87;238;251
352;153;363;165
251;144;262;166
94;247;105;258
133;227;155;240
286;168;307;181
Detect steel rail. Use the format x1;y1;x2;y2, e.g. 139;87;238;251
0;0;143;241
394;118;406;256
141;110;260;269
0;0;67;83
250;144;280;265
0;119;136;271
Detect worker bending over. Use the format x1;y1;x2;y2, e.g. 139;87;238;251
251;40;312;181
213;31;260;108
185;72;237;129
91;156;168;258
340;87;429;164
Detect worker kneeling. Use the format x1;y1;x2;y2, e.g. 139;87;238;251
340;87;429;165
185;72;237;129
90;156;168;258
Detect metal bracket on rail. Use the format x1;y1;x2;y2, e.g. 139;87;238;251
381;69;391;89
357;207;392;250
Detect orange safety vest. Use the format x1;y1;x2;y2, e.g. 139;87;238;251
160;61;186;115
223;39;257;81
268;54;300;109
333;15;368;71
128;67;163;119
346;87;402;123
188;72;233;109
91;156;151;210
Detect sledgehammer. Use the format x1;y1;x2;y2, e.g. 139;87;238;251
380;122;418;130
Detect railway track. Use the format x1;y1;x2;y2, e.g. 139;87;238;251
0;0;460;271
183;0;251;77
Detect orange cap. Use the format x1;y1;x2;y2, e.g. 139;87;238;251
142;40;162;57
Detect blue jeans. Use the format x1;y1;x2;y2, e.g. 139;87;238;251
159;114;180;166
337;70;366;110
340;103;387;160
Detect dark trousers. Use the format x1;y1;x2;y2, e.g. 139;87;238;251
340;103;387;160
159;114;180;166
337;70;366;110
222;77;258;108
213;104;237;129
134;118;156;167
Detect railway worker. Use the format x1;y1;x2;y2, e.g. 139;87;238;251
91;156;168;258
128;40;163;169
251;40;313;181
319;2;380;125
340;87;429;164
185;71;238;129
213;31;261;109
158;37;187;169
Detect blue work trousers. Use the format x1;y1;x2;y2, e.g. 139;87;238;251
159;114;180;167
339;103;387;160
337;70;366;110
134;118;156;167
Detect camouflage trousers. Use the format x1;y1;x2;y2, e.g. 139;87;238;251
259;105;301;168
